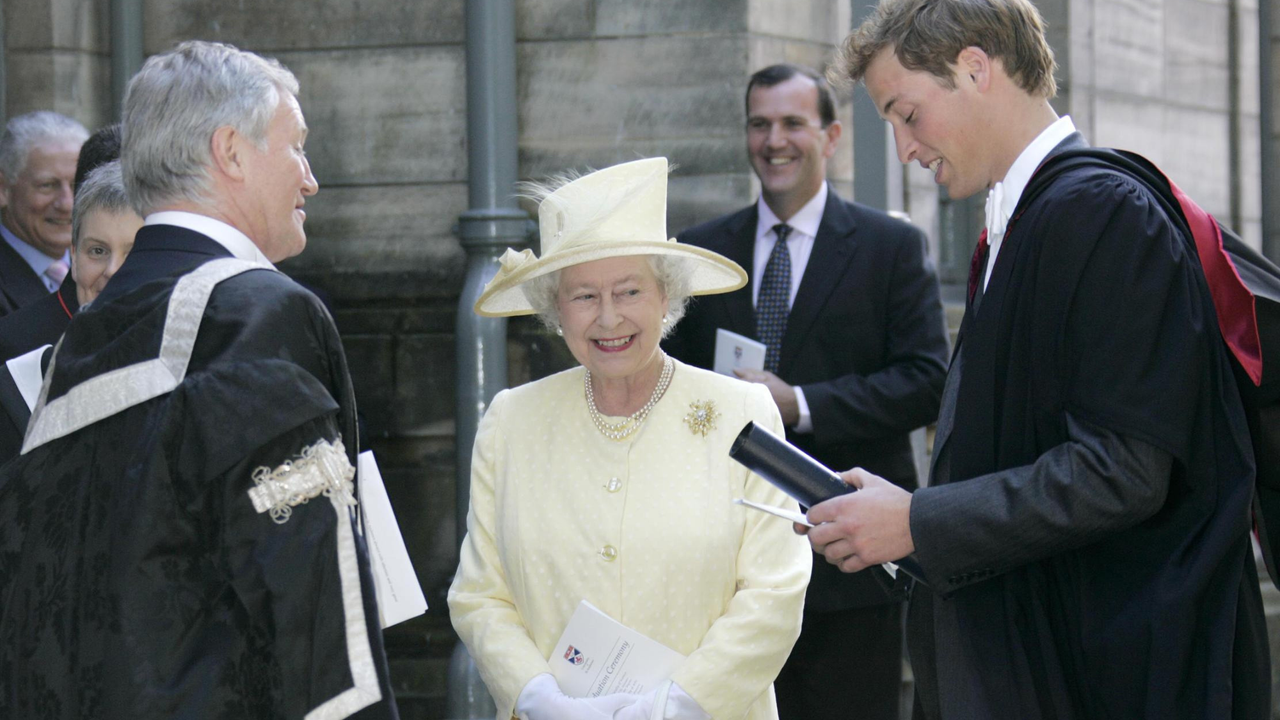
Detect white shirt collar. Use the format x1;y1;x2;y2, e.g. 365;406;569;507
997;115;1078;225
143;211;275;269
982;116;1079;291
756;182;828;241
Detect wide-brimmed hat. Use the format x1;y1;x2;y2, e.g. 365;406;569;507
474;157;747;317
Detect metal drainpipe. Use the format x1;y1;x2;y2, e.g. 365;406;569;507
448;1;530;717
110;0;144;120
1261;0;1277;262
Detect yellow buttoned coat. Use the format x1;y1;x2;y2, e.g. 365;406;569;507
448;360;811;720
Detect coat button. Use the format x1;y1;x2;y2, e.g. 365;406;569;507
606;478;623;493
599;545;618;561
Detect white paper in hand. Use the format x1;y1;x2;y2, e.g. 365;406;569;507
551;600;686;698
358;451;428;628
714;328;766;377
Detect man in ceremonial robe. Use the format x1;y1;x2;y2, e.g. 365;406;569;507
801;1;1271;718
0;41;398;719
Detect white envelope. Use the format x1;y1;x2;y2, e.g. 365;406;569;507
713;328;766;377
358;451;429;628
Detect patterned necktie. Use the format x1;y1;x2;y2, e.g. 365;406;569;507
45;259;69;287
757;223;793;373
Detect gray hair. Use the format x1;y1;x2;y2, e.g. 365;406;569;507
72;160;131;250
0;111;88;180
121;40;300;216
523;254;695;339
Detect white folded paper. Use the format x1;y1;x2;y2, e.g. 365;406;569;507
551;600;686;698
358;450;429;628
735;497;812;527
733;498;898;578
714;328;766;377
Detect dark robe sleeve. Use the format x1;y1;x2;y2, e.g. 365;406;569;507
911;412;1171;592
218;413;392;719
911;172;1210;594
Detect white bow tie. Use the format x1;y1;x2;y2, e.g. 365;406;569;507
985;182;1008;240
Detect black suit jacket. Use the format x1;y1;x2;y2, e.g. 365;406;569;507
0;235;51;318
665;189;949;610
0;278;79;361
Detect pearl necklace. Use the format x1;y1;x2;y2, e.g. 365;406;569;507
584;355;675;441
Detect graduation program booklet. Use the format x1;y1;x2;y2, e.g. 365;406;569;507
358;451;429;628
550;600;686;698
714;328;766;377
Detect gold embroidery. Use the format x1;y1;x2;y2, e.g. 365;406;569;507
684;400;720;437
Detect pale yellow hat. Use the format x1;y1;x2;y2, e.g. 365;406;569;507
474;157;748;317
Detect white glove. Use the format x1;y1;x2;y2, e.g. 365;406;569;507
609;681;710;720
515;674;638;720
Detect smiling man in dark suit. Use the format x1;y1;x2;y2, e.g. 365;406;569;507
664;63;948;720
0;111;87;317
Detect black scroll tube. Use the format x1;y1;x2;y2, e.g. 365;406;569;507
729;420;927;585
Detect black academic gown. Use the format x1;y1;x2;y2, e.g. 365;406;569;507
0;225;398;719
906;135;1270;719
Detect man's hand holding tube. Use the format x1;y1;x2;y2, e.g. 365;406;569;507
796;468;915;573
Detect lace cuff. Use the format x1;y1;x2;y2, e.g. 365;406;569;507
248;438;356;524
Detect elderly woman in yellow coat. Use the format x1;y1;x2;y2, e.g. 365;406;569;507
448;158;811;720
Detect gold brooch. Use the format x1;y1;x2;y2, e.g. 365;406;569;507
684;400;720;437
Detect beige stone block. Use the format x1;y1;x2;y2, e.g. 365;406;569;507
1165;0;1229;110
143;0;463;53
516;0;594;40
668;172;757;234
518;36;747;173
1094;0;1165;99
596;0;747;36
746;35;840;77
904;162;942;267
1238;11;1262;116
284;181;473;304
6;0;106;52
277;47;467;186
520;136;746;186
1239;114;1263;220
1066;0;1096;96
1163;105;1231;217
746;0;845;46
6;50;111;129
294;181;469;271
1092;92;1167;165
1238;220;1262;252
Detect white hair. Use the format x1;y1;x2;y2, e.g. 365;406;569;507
0;111;88;180
121;40;299;215
522;254;695;339
72;161;131;250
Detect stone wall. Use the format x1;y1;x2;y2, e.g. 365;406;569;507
1056;0;1263;247
4;0;111;129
